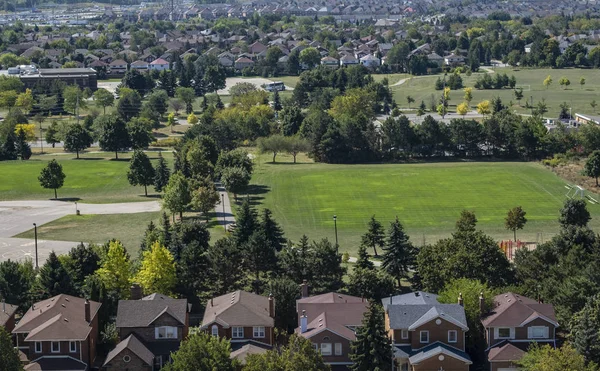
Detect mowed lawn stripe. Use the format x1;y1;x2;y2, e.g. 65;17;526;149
249;161;598;253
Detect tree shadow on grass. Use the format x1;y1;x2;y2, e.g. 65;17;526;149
141;194;162;199
109;158;130;162
75;157;104;161
52;197;81;202
234;184;270;207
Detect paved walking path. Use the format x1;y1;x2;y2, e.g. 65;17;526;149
214;183;235;230
0;200;160;262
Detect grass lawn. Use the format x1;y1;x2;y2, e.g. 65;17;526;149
0;152;174;203
392;67;600;117
248;153;600;254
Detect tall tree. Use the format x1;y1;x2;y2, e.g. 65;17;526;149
584;151;600;186
244;230;278;292
220;166;250;200
348;268;395;302
127;150;156;196
127;117;155;150
208;237;245;296
176;222;211;303
0;326;22;371
154;152;171;192
381;217;414;288
95;114;130;159
162;332;238;371
37;251;74;298
559;199;591;228
350;301;392;371
355;244;375;270
162;171;191;219
571;295;600;365
0;260;34;311
63;243;100;296
259;208;286;252
93;88;114;114
505;206;527;241
190;177;220;221
133;242;176;295
63;124;92;159
38;159;66;199
268;278;300;333
95;240;132;298
363;215;385;256
311;238;346;294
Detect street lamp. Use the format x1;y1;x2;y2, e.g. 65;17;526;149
33;223;38;270
221;193;226;230
333;215;338;249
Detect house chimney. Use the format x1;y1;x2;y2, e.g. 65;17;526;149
301;280;309;298
268;293;274;318
84;299;90;323
130;283;142;300
479;292;485;315
300;310;308;333
458;293;464;307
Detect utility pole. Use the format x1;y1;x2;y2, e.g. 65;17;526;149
76;90;80;126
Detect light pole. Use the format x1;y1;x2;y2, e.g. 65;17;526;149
333;215;338;250
33;223;38;270
221;193;226;230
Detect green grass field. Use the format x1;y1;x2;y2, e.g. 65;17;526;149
392;67;600;117
248;154;600;253
0;152;172;203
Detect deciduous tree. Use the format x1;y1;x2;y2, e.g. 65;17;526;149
63;124;93;159
133;242;176;295
584;151;600;186
505;206;527;241
163;332;237;371
95;240;132;298
190;177;220;221
95;114;131;159
244;334;329;371
127;150;155;196
518;344;596;371
163;171;192;219
559;199;591;228
221;166;250;200
93;88;114;114
38;159;65;199
0;326;22;371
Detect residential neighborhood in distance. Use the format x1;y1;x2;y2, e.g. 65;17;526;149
2;0;600;370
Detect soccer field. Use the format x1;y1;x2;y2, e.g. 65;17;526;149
249;157;600;253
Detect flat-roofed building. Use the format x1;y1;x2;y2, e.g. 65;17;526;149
20;68;98;90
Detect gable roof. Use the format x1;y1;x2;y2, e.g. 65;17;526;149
109;59;127;66
383;292;439;309
24;356;87;371
117;295;188;328
482;293;558;328
230;343;269;365
409;342;472;365
150;58;169;65
103;334;154;367
488;341;526;362
297;310;359;341
298;292;363;305
202;291;273;329
387;304;468;330
13;295;100;341
0;302;18;327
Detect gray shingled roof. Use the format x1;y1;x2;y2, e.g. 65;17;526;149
409;342;472;364
116;297;187;328
382;292;439;310
387;304;468;330
103;334;154;367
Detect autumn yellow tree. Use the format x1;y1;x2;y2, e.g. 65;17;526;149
187;112;198;125
457;102;469;118
15;123;36;141
476;100;491;117
543;75;553;89
96;240;132;297
15;88;34;113
133;242;176;295
463;87;473;107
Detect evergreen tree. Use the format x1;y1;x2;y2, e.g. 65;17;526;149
273;90;282;111
64;243;100;296
279;235;311;283
159;212;172;248
311;238;345;294
259;208;286;252
233;199;258;245
0;260;34;312
127;150;155;196
571;295;600;364
37;251;74;299
363;215;385;256
244;230;278;293
176;223;211;305
15;128;31;160
2;133;17;160
0;326;22;371
381;217;415;288
559;199;591;228
350;301;392;371
355;244;374;270
154;152;171;192
208;237;245;296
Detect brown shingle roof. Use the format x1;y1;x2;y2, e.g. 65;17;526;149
297;293;367;328
103;334;154;366
230;343;269;364
297;310;359;340
298;292;364;304
116;295;188;328
488;342;526;362
0;302;18;327
201;291;274;329
13;295;100;341
482;293;558;328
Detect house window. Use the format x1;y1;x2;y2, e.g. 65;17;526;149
313;343;318;351
69;341;77;353
420;331;429;343
34;342;42;353
335;343;342;355
529;326;548;339
253;326;265;338
320;343;332;356
401;329;409;339
156;326;177;339
232;327;244;338
51;341;60;353
497;328;512;339
448;330;457;343
211;325;219;337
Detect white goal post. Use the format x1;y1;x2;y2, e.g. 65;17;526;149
566;185;585;199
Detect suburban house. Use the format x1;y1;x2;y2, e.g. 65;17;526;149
201;290;275;351
360;54;381;68
109;59;128;74
130;60;149;70
234;57;255;70
321;56;339;69
444;53;465;66
295;282;368;370
383;291;472;371
149;58;170;71
339;54;359;66
575;112;600;125
482;292;558;370
105;286;190;370
12;294;101;371
0;300;18;333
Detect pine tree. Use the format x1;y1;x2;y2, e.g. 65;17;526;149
0;326;22;371
273;90;282;111
127;150;155;196
363;215;385;256
15;128;31;160
355;243;374;270
234;199;258;245
159;212;172;248
381;217;415;288
2;133;17;160
244;230;277;293
154;152;171;192
571;295;600;364
37;251;74;299
201;95;208;111
350;301;392;371
259;208;286;252
208;237;245;296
